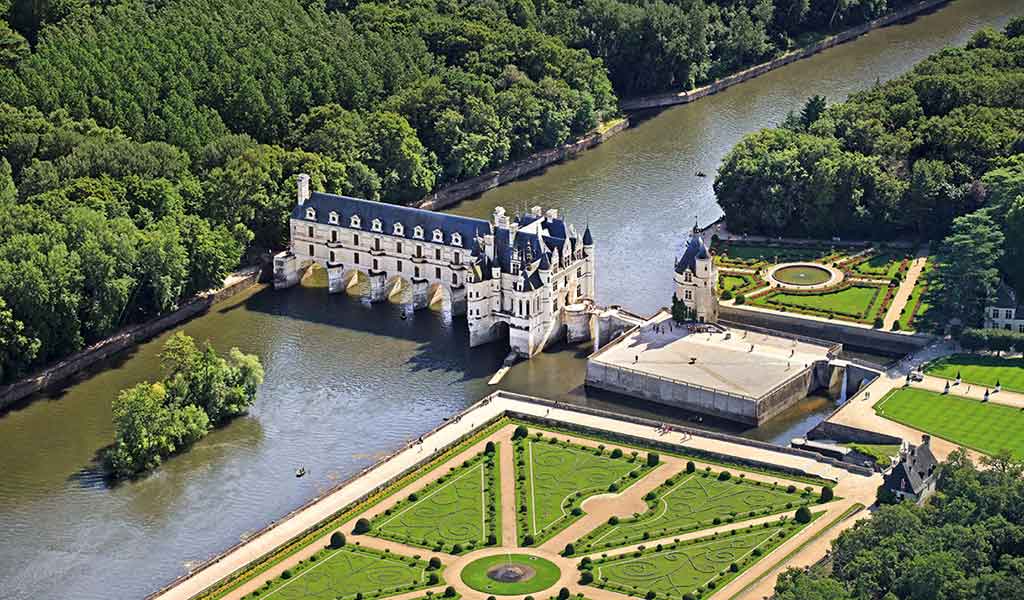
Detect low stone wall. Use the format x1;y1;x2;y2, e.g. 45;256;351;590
0;269;261;411
809;420;903;446
620;0;950;111
415;119;630;211
720;307;931;356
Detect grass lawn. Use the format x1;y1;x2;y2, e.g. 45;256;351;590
573;470;817;554
720;274;753;292
853;252;904;279
924;354;1024;393
460;554;561;595
874;388;1024;458
516;433;652;545
590;519;814;599
842;443;900;468
897;279;928;332
756;284;884;322
249;545;437;600
370;448;500;552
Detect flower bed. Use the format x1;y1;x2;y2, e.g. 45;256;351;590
751;282;886;324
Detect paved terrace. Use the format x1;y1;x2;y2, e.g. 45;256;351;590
591;310;833;399
153;391;877;600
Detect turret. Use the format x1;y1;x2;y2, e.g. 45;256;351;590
297;173;310;206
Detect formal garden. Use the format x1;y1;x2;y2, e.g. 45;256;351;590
225;419;840;600
513;427;656;546
582;516;817;600
570;465;820;554
874;388;1024;459
712;239;926;329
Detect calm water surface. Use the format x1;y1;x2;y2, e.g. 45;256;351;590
1;2;1021;598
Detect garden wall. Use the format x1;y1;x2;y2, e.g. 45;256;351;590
0;269;262;411
620;0;951;111
720;308;932;357
415;118;630;211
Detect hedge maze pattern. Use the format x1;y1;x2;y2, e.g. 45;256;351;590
574;470;817;553
369;448;500;552
256;546;433;600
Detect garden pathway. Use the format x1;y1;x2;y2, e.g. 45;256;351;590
882;247;929;330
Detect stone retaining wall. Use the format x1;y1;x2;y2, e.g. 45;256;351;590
415;119;630;211
0;269;261;411
809;420;903;446
620;0;950;111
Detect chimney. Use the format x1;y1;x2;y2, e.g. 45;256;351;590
297;173;311;206
531;206;543;218
493;206;509;229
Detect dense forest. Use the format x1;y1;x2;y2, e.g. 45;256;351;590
715;21;1024;326
774;450;1024;600
0;0;942;383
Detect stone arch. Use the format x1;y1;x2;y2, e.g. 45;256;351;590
300;262;329;289
386;274;415;305
340;268;369;298
426;281;452;313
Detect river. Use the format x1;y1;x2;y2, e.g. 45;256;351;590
1;2;1020;598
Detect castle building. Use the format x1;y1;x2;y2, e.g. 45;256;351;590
674;225;718;323
273;174;596;357
985;283;1024;333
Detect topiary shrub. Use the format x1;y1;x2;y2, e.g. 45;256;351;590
353;518;371;534
429;556;442;570
571;507;583;516
451;543;464;554
330;531;346;548
718;471;731;481
820;486;834;502
795;506;812;524
735;294;746;305
444;586;456;597
513;425;529;440
409;492;419;502
487;533;497;545
563;542;575;556
580;571;594;585
610;448;623;459
523;534;535;546
558;588;570;600
730;563;738;572
428;573;439;585
647;453;660;467
608;516;619;525
485;440;496;454
686;461;695;473
786;485;796;494
608;482;619;492
281;569;293;580
646;591;656;600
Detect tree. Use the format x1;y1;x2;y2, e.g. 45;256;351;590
801;95;827;129
330;531;346;548
795;505;811;523
0;296;39;383
931;210;1004;327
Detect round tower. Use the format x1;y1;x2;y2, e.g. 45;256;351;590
673;224;718;323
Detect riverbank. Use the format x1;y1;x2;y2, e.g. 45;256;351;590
620;0;951;111
415;118;629;211
0;268;261;411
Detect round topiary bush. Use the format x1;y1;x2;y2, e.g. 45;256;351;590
610;448;623;459
563;543;575;556
608;516;619;525
487;533;497;545
647;453;660;467
580;572;594;585
513;425;529;440
444;586;456;597
281;569;293;580
718;471;731;481
429;556;442;570
786;485;797;494
330;531;346;548
795;506;812;524
558;587;570;600
451;543;464;554
608;482;620;492
571;507;583;516
428;573;440;585
686;461;695;473
353;518;371;534
821;486;834;502
485;440;496;454
523;534;535;546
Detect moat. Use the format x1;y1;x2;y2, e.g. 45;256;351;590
0;2;1021;598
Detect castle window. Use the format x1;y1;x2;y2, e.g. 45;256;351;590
451;232;462;246
373;258;379;271
435;248;441;260
306;207;316;220
413;226;424;239
684;272;692;282
328;211;339;225
307;225;314;237
371;219;382;232
397;260;403;272
435;267;442;279
331;230;338;242
452;273;458;285
353;233;360;246
396;242;403;254
453;252;460;265
374;238;381;251
684;289;692;300
350;215;361;228
308;244;314;257
415;266;420;278
329;250;335;262
354;252;360;264
577;267;582;277
393;222;404;236
432;229;443;243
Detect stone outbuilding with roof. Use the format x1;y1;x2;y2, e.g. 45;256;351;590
882;435;939;504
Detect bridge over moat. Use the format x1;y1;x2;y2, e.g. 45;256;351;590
274;174;597;357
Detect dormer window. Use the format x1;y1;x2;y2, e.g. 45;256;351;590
371;219;382;232
328;211;338;225
350;215;361;228
684;272;693;282
413;226;424;239
451;233;462;247
393;223;404;236
305;207;316;220
432;229;444;243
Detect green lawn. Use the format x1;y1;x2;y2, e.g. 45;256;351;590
720;274;753;292
875;388;1024;458
842;444;900;468
573;470;817;554
924;354;1024;394
370;448;500;552
591;520;812;599
249;545;437;600
756;284;884;321
516;433;652;545
897;278;928;332
853;252;904;279
460;554;561;595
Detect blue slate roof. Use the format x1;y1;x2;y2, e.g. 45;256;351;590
676;232;709;275
583;225;593;246
295;192;490;251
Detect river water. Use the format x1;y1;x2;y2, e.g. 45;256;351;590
1;2;1021;598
